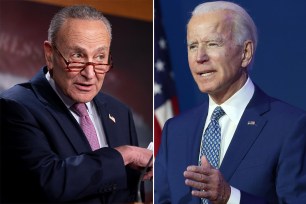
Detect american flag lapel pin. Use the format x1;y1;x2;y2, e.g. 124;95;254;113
109;114;116;123
247;121;256;126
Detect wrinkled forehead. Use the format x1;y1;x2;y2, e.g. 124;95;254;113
187;10;235;40
57;18;111;45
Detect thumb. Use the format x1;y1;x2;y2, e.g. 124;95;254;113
201;155;212;169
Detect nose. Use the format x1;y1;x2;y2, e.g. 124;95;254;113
196;47;209;64
81;63;96;79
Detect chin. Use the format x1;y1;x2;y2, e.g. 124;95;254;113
197;80;218;93
196;84;208;93
70;94;95;103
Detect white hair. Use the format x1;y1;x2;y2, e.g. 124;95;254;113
190;1;258;68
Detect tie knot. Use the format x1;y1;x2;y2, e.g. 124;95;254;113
71;103;88;117
211;106;225;121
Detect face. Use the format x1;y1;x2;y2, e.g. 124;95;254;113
187;10;253;104
44;19;111;103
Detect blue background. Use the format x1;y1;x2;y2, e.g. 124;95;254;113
159;0;306;112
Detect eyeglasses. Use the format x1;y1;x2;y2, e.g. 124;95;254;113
53;45;113;74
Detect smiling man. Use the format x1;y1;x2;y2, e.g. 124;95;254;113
154;1;306;204
0;5;152;203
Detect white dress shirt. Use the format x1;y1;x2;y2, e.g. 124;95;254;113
45;72;108;148
202;77;255;204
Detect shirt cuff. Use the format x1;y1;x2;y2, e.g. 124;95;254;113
227;186;241;204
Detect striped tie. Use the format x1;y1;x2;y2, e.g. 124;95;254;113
72;103;100;151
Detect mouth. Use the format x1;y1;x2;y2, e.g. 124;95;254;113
75;83;94;91
197;70;216;78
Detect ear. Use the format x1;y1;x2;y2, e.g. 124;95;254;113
241;40;254;68
43;41;54;72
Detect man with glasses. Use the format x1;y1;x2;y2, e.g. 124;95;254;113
0;5;152;203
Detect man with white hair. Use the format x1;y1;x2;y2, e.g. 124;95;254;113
155;1;306;203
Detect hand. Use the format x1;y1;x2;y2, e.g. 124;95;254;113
184;156;231;204
115;145;153;180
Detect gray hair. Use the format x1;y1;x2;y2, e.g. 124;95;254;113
48;5;112;44
190;1;258;68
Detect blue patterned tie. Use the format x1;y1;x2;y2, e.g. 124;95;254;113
199;106;225;204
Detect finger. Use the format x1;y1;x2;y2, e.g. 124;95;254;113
192;189;220;201
184;170;210;183
142;171;153;180
201;155;213;169
191;189;211;199
133;147;153;167
185;179;209;191
186;165;211;175
142;175;152;180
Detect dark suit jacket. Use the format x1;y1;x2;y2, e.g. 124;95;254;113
154;86;306;204
0;67;141;203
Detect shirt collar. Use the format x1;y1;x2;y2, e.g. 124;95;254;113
208;77;255;124
45;71;93;114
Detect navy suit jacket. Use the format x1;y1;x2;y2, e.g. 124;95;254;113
155;86;306;204
0;67;140;203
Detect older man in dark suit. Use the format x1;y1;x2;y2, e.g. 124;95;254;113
154;1;306;204
0;5;152;203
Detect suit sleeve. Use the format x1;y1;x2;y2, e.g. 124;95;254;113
240;191;268;204
154;120;171;204
0;98;129;202
275;114;306;203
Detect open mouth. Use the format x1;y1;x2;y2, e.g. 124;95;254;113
198;70;216;77
75;83;94;91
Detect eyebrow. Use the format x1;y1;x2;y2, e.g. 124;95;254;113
187;36;224;46
95;47;109;52
187;41;198;46
69;45;109;53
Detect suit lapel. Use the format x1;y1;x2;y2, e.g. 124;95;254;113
220;87;270;181
93;95;120;148
31;67;91;154
187;102;209;166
